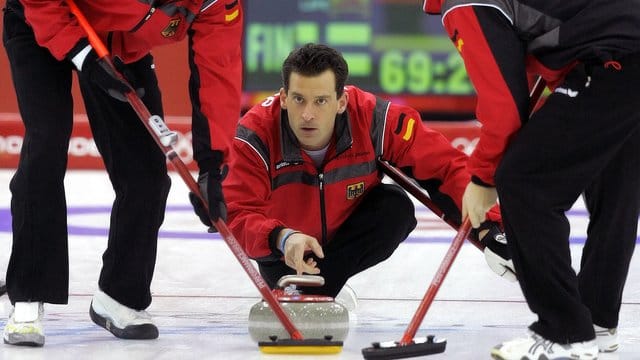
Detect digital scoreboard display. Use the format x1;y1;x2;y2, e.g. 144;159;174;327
243;0;477;117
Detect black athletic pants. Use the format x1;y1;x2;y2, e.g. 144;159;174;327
495;55;640;343
258;183;417;298
3;6;170;310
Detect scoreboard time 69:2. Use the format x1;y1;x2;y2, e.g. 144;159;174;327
243;0;474;97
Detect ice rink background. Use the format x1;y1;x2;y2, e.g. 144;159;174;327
0;169;638;359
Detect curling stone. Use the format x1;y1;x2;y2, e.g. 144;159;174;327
248;275;349;342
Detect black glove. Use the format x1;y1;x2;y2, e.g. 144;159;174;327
67;38;142;101
474;222;517;282
189;161;228;233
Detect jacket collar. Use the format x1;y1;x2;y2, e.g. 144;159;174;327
279;109;353;163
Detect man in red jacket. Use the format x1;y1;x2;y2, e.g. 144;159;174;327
2;0;242;346
224;43;513;299
423;0;640;358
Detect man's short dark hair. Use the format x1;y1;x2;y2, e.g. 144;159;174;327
281;43;349;97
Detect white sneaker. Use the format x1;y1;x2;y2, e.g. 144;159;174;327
594;325;618;352
491;331;598;360
3;302;45;346
335;284;358;312
90;289;158;339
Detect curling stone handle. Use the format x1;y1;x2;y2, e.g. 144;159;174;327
277;275;325;288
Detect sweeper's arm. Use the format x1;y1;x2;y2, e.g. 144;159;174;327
375;101;473;224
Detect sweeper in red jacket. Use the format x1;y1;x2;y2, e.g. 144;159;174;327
3;0;242;346
224;43;513;299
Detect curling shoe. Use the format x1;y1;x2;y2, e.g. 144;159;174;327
3;302;45;347
90;289;158;340
594;325;618;353
491;331;598;360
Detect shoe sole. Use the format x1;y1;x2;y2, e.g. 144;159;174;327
89;303;159;340
492;350;597;360
490;352;509;360
3;334;44;347
600;344;619;352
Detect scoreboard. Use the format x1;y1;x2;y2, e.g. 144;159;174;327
243;0;477;117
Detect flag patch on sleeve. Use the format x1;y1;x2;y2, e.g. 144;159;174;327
393;113;415;141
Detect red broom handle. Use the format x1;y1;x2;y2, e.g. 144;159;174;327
65;0;109;58
399;219;471;345
377;160;484;251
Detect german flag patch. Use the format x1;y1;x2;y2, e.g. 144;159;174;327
393;113;415;141
161;18;181;38
450;29;464;53
346;181;365;200
225;0;240;22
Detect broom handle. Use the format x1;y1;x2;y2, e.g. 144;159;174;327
377;159;484;250
399;219;471;345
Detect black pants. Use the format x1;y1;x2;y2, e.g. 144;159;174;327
258;183;417;298
495;55;640;343
3;6;170;310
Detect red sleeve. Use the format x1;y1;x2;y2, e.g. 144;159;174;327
383;103;470;212
21;0;160;61
442;5;530;186
382;101;503;226
225;131;285;259
106;1;203;62
20;0;86;60
189;1;244;167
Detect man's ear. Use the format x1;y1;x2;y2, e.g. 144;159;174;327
337;90;348;114
279;88;287;109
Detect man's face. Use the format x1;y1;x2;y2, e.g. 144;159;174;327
280;70;347;151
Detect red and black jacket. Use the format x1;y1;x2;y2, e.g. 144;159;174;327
224;86;500;260
424;0;640;185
